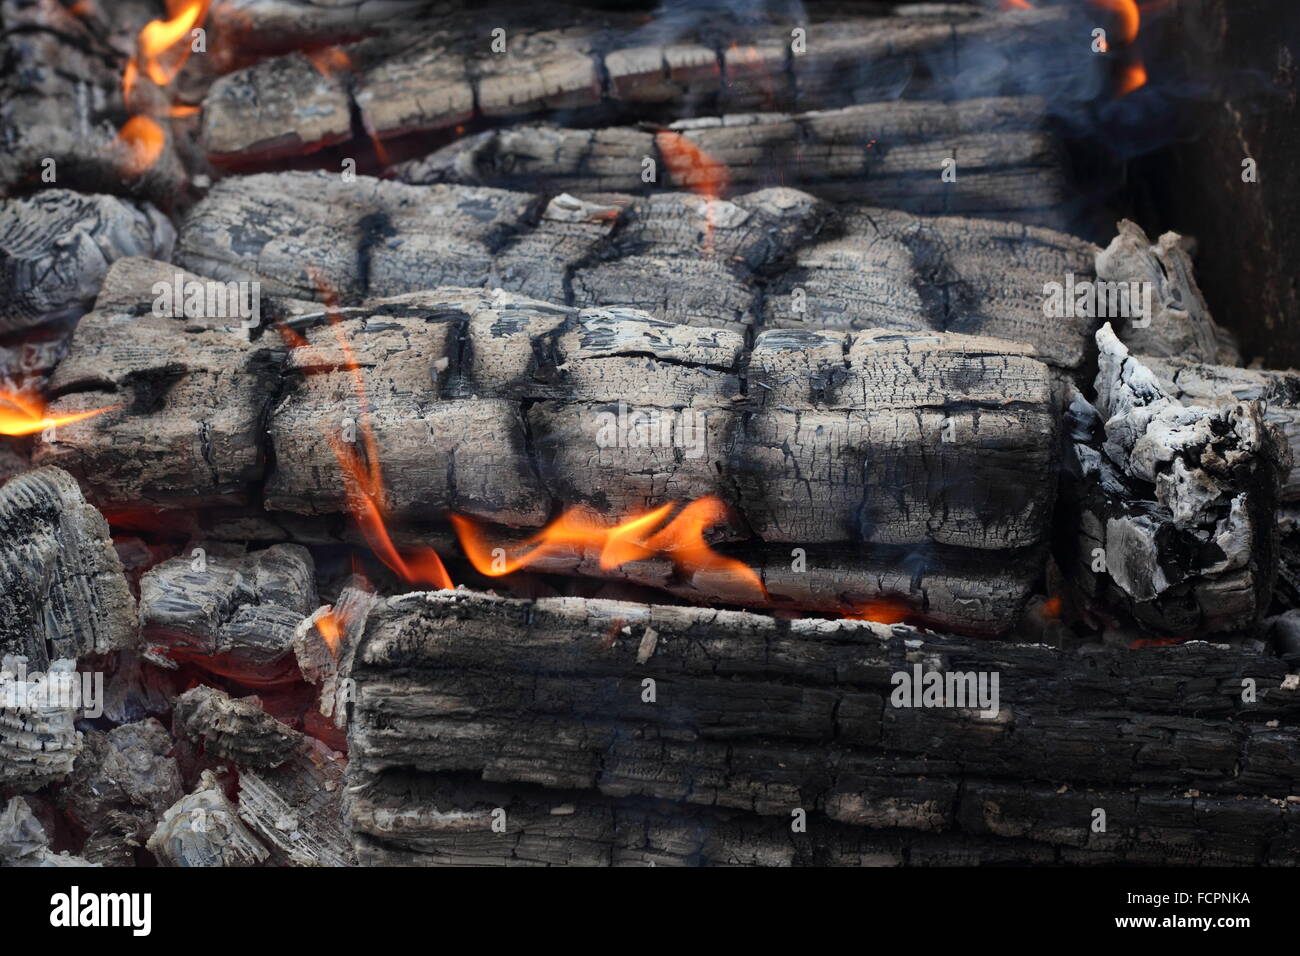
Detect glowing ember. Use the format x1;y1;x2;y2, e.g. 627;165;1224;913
117;115;166;175
0;389;117;437
451;496;767;605
843;599;910;626
305;46;351;79
306;269;453;591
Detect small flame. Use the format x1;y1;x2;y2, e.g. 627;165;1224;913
137;1;209;86
306;269;453;591
451;496;767;605
654;131;730;252
316;608;343;656
998;0;1148;95
117;116;166;175
0;389;117;437
305;45;351;79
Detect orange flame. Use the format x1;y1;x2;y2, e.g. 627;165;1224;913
305;269;453;592
137;0;209;87
655;130;730;198
316;608;343;656
117;115;166;175
305;45;351;79
450;496;767;605
998;0;1149;95
843;599;910;626
0;389;117;437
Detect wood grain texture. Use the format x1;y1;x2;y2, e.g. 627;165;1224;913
344;590;1300;865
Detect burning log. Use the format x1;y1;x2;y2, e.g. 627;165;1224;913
1060;325;1289;637
39;260;1056;630
55;719;184;866
763;205;1099;371
396;97;1071;225
0;0;186;199
173;685;354;866
139;543;318;683
175;173;827;332
147;770;271;867
0;190;175;333
346;590;1300;866
0;467;136;668
208;0;446;57
200;3;1084;167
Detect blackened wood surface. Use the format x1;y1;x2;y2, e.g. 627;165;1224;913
345;590;1300;865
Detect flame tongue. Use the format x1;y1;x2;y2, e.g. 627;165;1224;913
451;496;768;605
136;0;209;87
0;389;117;437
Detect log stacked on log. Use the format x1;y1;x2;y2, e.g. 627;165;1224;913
0;467;136;668
1059;326;1289;637
199;4;1085;167
0;190;175;333
395;97;1071;226
345;590;1300;865
38;263;1058;632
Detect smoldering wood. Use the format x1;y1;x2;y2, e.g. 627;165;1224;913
147;770;271;867
41;263;1056;630
208;0;451;57
138;543;318;681
174;685;302;768
763;205;1099;371
1095;220;1240;366
346;590;1300;865
55;719;184;866
200;4;1084;167
1059;326;1289;636
0;657;83;790
0;191;175;333
0;467;136;668
1142;357;1300;503
175;173;830;332
0;796;96;867
395;97;1071;225
0;0;185;200
294;580;378;730
173;685;354;866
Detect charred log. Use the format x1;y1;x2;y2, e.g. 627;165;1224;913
0;467;136;668
346;589;1300;865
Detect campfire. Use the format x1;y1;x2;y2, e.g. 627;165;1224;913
2;0;1299;873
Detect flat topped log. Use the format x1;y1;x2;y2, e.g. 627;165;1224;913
175;172;1097;363
199;3;1087;167
396;97;1071;226
345;589;1300;866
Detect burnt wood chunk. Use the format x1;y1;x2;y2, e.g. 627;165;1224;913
148;770;270;867
0;0;184;199
1097;220;1240;365
139;544;317;681
173;685;353;866
0;467;136;667
0;656;83;789
1060;325;1289;636
763;206;1099;371
345;590;1300;865
0;191;175;333
395;97;1070;225
33;259;286;509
